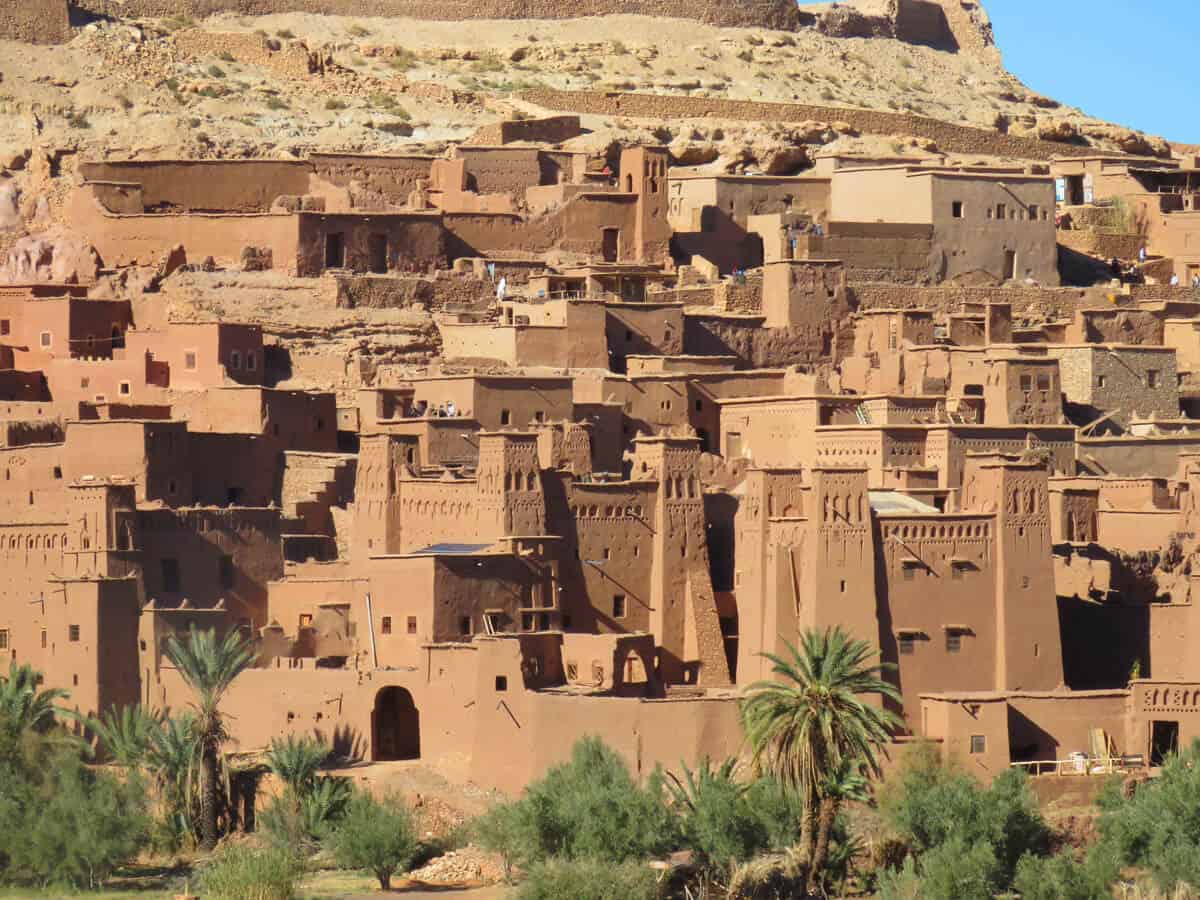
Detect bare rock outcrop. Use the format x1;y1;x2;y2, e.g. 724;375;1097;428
0;230;101;284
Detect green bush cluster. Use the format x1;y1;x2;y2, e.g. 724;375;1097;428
200;844;305;900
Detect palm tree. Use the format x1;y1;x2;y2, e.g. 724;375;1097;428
0;661;69;738
148;711;200;846
264;734;331;795
740;627;902;895
89;704;164;766
165;626;255;850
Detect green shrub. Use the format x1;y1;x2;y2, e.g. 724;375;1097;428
477;737;676;868
878;857;922;900
89;704;161;766
348;24;371;37
1095;741;1200;891
667;759;772;880
276;29;295;39
200;844;304;900
0;746;149;888
264;97;289;111
208;65;226;79
1013;851;1112;900
916;836;999;900
324;98;348;111
879;742;1048;887
517;858;659;900
327;792;417;889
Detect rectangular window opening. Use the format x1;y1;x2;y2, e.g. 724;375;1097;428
612;594;627;619
381;616;392;635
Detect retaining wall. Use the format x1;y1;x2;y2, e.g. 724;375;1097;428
519;89;1104;162
72;0;801;29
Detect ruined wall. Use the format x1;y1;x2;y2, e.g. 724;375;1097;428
520;90;1101;161
309;154;434;210
72;0;801;30
465;116;583;147
849;282;1120;321
172;29;321;78
0;0;70;44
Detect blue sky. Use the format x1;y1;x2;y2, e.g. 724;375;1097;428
983;1;1193;143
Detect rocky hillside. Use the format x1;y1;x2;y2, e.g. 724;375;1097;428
0;2;1173;169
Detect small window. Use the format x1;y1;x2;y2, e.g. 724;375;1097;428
899;635;915;655
695;399;703;412
1029;204;1040;221
500;409;511;426
68;624;80;642
41;629;47;649
1020;374;1033;393
946;632;962;653
299;613;313;629
0;319;8;335
0;629;8;650
533;410;545;423
969;734;987;754
406;616;417;635
460;616;472;636
612;594;626;619
219;554;235;589
1147;370;1160;389
53;466;62;480
996;203;1007;220
625;329;634;342
495;675;507;691
1036;373;1051;391
230;350;242;371
184;351;197;370
562;614;573;629
521;612;534;631
80;377;89;389
381;616;392;635
119;381;131;396
1098;375;1107;389
951;201;964;219
246;352;257;372
903;566;916;581
39;331;51;348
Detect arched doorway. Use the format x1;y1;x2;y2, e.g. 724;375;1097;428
372;686;420;761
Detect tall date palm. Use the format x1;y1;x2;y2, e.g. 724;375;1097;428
740;627;902;894
165;626;255;850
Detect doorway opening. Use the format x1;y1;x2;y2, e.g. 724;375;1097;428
602;228;620;263
325;232;345;269
1003;250;1017;281
1151;720;1179;766
368;234;388;274
372;686;420;760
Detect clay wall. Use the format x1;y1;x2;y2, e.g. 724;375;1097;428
520;90;1099;161
139;507;285;626
877;514;998;724
465;116;583;147
605;303;684;372
296;212;447;277
309;153;434;210
684;312;851;369
78;161;313;214
69;188;303;271
1080;434;1200;479
556;481;659;635
0;0;70;44
64;420;190;505
923;425;1076;489
73;0;802;29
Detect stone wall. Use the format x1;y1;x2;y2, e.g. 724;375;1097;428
1057;228;1144;263
172;29;322;79
519;90;1102;161
848;282;1116;321
0;0;70;44
72;0;801;29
